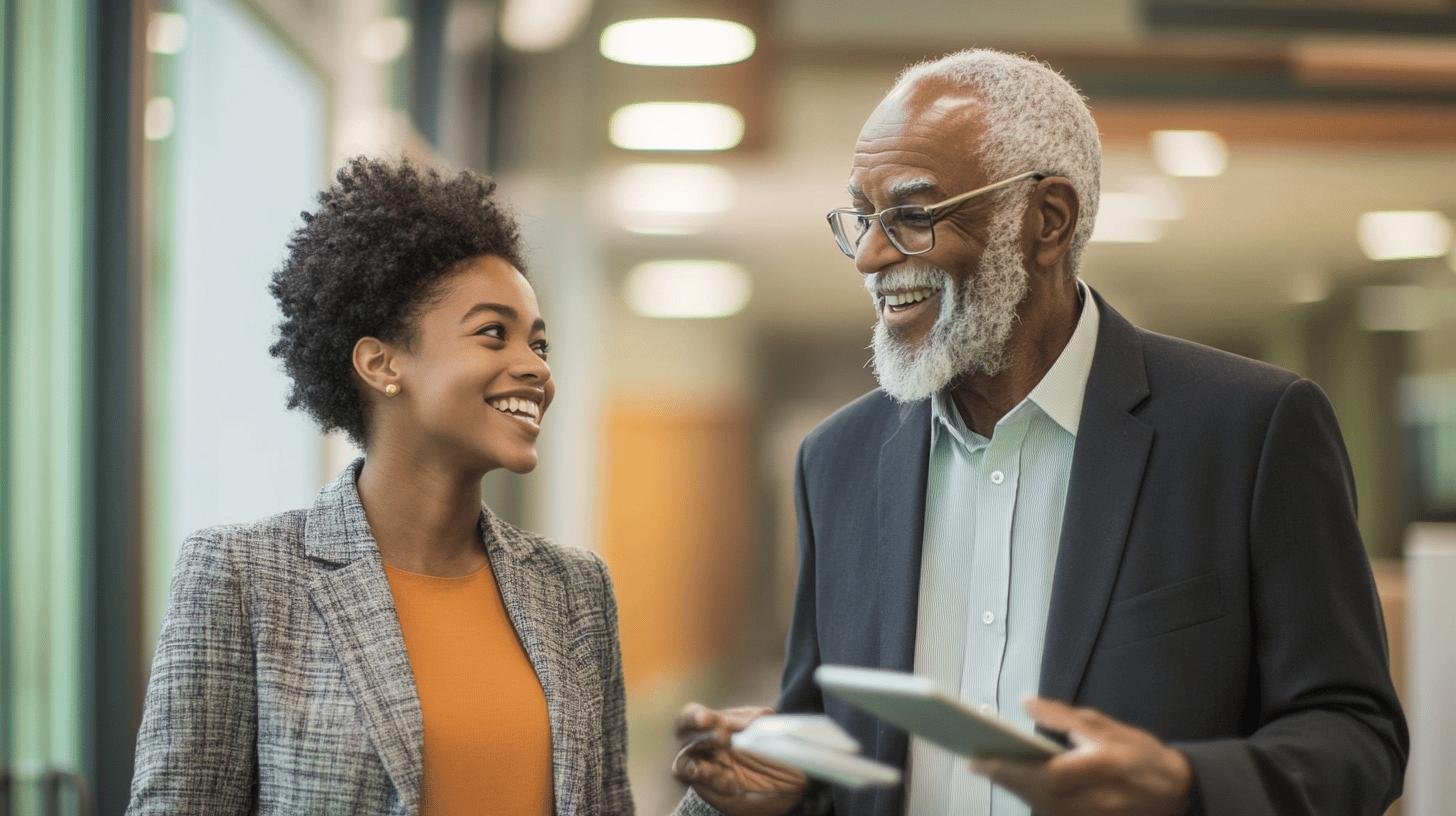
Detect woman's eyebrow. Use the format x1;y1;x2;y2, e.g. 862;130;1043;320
460;302;547;334
460;302;516;324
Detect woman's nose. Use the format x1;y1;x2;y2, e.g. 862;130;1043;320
510;348;550;382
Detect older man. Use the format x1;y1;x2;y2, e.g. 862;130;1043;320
672;49;1407;816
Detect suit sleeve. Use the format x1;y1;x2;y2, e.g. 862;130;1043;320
1177;378;1409;816
592;555;636;815
127;535;258;815
777;440;826;717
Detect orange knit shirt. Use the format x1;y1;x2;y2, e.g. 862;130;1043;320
385;563;553;816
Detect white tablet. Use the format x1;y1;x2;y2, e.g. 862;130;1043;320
815;665;1065;761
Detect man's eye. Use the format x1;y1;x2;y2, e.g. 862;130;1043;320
898;210;933;228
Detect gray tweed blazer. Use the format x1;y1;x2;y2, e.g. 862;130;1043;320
127;458;633;815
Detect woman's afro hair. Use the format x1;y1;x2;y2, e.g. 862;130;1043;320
268;156;525;446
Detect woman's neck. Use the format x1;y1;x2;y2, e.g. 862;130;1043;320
356;440;490;577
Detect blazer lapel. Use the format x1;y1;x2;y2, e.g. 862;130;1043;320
304;460;425;815
1038;293;1153;705
481;511;580;815
872;400;932;795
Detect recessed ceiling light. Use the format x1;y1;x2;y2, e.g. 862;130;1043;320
1357;211;1452;261
144;97;175;141
360;17;411;63
609;103;744;152
624;260;751;318
1150;130;1228;178
600;18;756;67
501;0;592;52
1089;192;1163;243
147;12;188;55
612;164;737;235
1129;175;1185;221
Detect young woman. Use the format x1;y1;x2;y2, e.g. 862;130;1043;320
128;157;632;815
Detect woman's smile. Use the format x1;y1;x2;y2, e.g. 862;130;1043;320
487;390;545;434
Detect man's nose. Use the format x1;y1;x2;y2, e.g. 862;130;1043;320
854;220;907;275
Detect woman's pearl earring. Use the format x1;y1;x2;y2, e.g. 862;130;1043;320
384;383;400;397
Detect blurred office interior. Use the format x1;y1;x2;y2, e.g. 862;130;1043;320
4;0;1456;813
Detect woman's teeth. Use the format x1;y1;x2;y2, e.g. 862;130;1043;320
488;397;541;422
883;288;938;309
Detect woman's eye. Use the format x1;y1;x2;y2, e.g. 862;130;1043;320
476;324;504;340
532;341;551;358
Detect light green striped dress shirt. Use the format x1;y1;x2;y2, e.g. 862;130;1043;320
905;283;1099;816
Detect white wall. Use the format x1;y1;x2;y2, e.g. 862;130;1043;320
149;0;329;636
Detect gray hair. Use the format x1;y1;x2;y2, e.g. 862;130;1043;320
893;49;1101;278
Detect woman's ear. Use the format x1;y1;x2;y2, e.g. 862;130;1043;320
352;336;402;397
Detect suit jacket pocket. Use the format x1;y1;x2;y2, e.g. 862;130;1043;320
1098;572;1226;650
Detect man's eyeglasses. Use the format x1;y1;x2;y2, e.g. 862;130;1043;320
826;170;1048;259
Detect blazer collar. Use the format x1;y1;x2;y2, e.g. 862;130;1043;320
302;457;569;814
303;457;537;567
1037;287;1154;705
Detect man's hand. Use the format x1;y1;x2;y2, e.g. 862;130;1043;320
671;703;808;816
970;697;1194;816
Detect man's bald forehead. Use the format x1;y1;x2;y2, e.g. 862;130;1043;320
862;75;986;145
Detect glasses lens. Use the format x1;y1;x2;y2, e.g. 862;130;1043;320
880;206;934;255
828;211;870;258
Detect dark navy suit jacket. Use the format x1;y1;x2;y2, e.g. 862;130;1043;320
780;289;1408;815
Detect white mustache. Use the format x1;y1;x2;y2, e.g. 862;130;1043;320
864;264;948;297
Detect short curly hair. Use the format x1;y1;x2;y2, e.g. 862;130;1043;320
269;156;526;446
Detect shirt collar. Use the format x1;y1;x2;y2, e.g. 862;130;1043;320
929;280;1100;440
1026;280;1099;436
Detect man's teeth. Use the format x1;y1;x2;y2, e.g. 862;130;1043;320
489;397;540;420
883;288;938;307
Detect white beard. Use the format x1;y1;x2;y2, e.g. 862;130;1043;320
866;201;1029;403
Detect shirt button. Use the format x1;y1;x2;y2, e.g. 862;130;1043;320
990;470;1005;484
982;610;995;625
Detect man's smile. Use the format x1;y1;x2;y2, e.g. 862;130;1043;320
879;285;944;334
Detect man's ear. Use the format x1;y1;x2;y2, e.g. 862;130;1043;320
1028;176;1079;271
353;336;401;396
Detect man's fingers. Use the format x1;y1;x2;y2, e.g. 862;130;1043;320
1039;748;1119;795
971;758;1048;804
675;703;773;740
674;702;712;737
1023;696;1113;745
674;753;740;796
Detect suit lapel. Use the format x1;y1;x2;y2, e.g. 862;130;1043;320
1038;293;1153;705
873;400;932;799
482;511;580;815
304;461;424;815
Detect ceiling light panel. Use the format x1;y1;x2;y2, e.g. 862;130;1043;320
612;163;737;235
624;260;751;319
609;103;744;152
1089;192;1164;243
1357;210;1452;261
600;18;756;67
502;0;593;52
1151;130;1228;178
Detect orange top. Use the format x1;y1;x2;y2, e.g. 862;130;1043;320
385;563;553;816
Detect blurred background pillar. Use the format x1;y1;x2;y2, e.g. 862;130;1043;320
1405;523;1456;816
1;0;93;812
